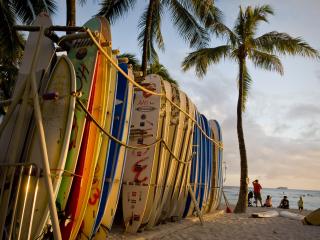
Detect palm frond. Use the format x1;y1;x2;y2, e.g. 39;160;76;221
148;60;178;85
118;53;141;69
138;2;164;65
12;0;57;24
182;45;231;77
0;1;23;59
244;5;273;39
249;49;283;75
98;0;137;24
211;22;239;47
253;31;320;58
234;6;245;42
168;0;209;49
186;0;223;28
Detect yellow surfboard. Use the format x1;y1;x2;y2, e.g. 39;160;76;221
155;83;186;223
77;32;114;239
169;92;195;218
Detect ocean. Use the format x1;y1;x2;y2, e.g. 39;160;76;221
223;186;320;211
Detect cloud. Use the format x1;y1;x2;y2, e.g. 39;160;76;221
286;104;320;120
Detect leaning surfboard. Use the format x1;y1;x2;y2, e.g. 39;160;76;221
145;80;172;229
19;55;76;238
183;109;201;217
59;17;111;240
155;83;186;223
77;19;115;240
91;62;134;238
176;97;196;218
208;119;223;211
0;13;55;239
169;93;195;219
200;114;211;213
122;74;166;233
0;12;55;166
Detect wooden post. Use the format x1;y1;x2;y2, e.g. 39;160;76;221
188;185;204;225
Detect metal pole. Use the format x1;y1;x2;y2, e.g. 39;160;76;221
8;166;24;239
28;26;62;240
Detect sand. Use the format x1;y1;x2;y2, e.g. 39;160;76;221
108;206;320;239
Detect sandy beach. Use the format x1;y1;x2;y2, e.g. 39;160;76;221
108;205;320;239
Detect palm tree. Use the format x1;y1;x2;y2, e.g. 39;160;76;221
182;5;319;213
148;60;178;85
0;0;56;113
118;52;178;84
99;0;222;77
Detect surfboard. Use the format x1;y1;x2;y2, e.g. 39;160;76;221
200;114;211;213
91;62;134;238
121;74;165;233
139;79;173;229
170;94;195;219
0;13;55;239
145;80;172;229
208;120;223;211
77;18;115;240
252;210;279;218
198;115;206;211
155;83;186;223
279;211;305;220
183;109;201;217
56;17;105;214
206;120;216;213
0;13;55;166
167;91;190;219
18;55;76;238
59;17;110;240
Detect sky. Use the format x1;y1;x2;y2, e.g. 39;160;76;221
52;0;320;190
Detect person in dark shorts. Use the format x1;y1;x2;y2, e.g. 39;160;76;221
279;196;290;209
252;179;263;207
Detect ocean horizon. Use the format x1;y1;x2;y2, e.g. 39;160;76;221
223;186;320;211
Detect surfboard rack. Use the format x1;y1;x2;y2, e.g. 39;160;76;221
5;24;63;240
0;163;41;240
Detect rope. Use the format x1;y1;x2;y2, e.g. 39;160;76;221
76;98;191;165
76;98;161;150
85;28;223;149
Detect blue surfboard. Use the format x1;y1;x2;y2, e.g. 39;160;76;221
200;114;211;211
92;62;131;235
183;110;200;217
198;115;207;210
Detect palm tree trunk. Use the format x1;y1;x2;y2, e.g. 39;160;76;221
234;57;248;213
141;0;156;77
66;0;76;34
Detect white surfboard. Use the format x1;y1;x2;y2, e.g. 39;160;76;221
145;80;172;228
155;83;186;223
122;74;165;233
171;94;195;219
280;211;305;220
0;12;55;166
252;210;279;218
21;55;76;238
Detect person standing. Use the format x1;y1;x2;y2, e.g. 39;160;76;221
298;196;304;212
252;179;263;207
